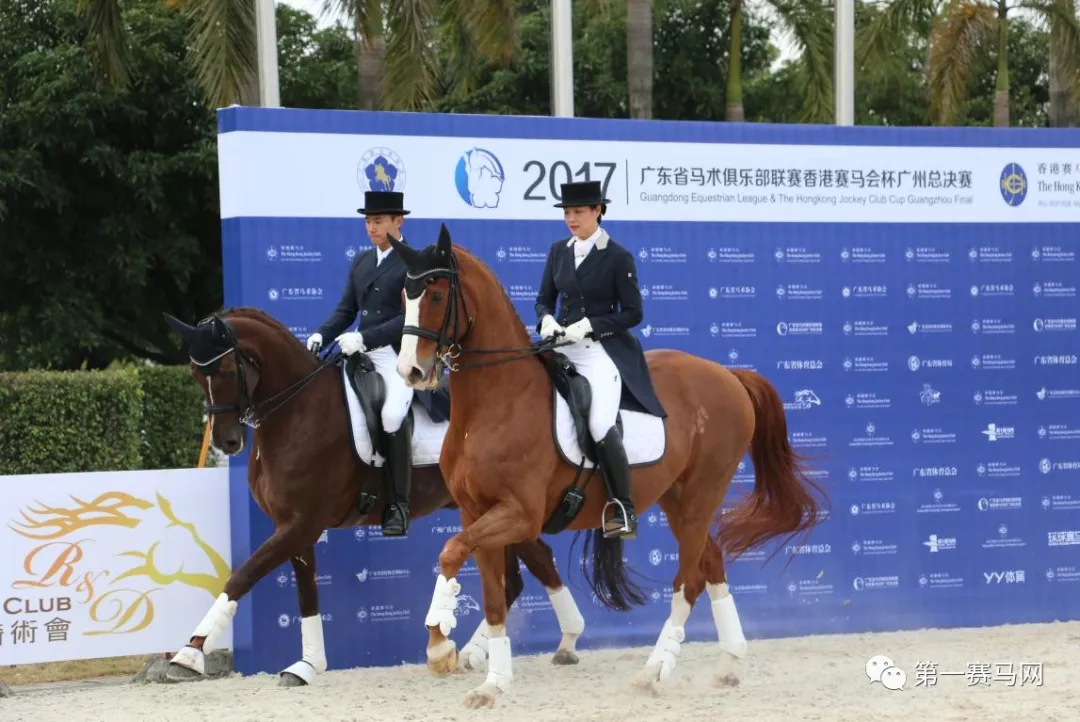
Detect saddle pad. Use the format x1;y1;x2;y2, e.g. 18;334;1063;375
341;364;448;468
552;389;666;469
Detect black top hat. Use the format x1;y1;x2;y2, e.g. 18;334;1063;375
357;190;410;216
553;181;611;208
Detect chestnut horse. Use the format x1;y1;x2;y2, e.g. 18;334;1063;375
385;226;828;708
160;308;587;686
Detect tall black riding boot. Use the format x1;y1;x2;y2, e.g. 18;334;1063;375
380;427;412;536
595;426;637;539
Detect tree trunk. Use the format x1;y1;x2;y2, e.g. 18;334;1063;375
627;0;653;119
355;4;385;110
993;3;1009;127
1049;0;1078;127
725;0;744;121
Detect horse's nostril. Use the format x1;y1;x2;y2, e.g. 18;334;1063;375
408;367;424;384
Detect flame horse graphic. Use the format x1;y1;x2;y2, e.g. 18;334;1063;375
7;491;229;637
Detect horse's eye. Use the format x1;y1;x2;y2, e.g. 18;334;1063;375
431;292;444;304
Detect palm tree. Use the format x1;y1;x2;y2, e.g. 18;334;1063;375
80;0;259;108
627;0;654;118
725;0;834;122
929;0;1080;126
79;0;520;111
860;0;1080;126
322;0;521;111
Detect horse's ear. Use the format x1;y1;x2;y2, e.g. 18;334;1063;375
163;313;196;343
386;234;419;267
436;223;452;257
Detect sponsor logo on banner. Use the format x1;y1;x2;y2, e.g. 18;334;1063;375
708;247;755;263
1033;281;1078;297
843;320;888;336
969;245;1014;263
266;244;322;263
917;488;962;514
906;246;950;263
1000;163;1027;205
977;462;1021;478
923;534;957;552
977;496;1023;511
455;147;505;209
1047;531;1080;547
852;576;900;592
984;570;1026;584
846;392;892;409
974;389;1018;405
971;318;1016;334
0;470;231;666
783;389;821;410
1036;386;1080;400
851;539;899;556
1032;245;1076;262
1033;317;1077;332
1038;457;1080;474
981;423;1015;441
638;246;688;263
907;320;952;334
844;356;888;372
775;247;821;263
982;523;1025;549
919;572;964;589
1038;423;1080;441
841;247;886;263
358;147;405;192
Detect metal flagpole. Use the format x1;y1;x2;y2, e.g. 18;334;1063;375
255;0;281;107
834;0;854;125
550;0;574;117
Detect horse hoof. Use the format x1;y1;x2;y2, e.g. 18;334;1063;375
165;662;205;683
427;646;458;677
715;672;740;687
630;675;663;698
278;672;308;688
463;684;499;709
551;649;579;666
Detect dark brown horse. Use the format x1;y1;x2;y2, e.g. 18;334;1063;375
384;226;829;708
160;308;587;687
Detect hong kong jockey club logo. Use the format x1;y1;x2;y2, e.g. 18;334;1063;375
358;147;406;192
999;163;1026;206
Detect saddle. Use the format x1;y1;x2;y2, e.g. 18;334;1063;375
540;351;623;465
345;353;387;458
539;350;625;535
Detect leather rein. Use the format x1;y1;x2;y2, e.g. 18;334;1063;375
400;251;570;373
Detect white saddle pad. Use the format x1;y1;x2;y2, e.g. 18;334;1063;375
552;389;666;468
341;364;447;468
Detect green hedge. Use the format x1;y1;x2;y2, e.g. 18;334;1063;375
0;365;207;476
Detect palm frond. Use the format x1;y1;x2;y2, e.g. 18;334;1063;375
927;0;996;125
768;0;834;123
321;0;382;40
856;0;939;69
437;0;483;98
382;0;439;111
1020;0;1080;102
461;0;518;63
181;0;258;107
77;0;130;89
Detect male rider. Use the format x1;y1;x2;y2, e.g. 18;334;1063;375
306;190;414;536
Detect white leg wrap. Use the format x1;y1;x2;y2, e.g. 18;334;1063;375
191;593;237;653
171;645;205;675
710;586;747;658
289;614;328;675
461;619;490;669
425;574;461;636
546;586;585;636
645;619;685;682
484;635;513;693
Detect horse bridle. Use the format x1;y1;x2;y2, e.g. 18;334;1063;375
400;251;569;373
192;316;340;428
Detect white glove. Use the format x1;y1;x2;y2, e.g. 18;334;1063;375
336;331;366;355
563;318;592;344
306;332;323;352
539;314;564;339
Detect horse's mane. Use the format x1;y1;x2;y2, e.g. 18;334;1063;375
450;244;533;339
214;305;313;357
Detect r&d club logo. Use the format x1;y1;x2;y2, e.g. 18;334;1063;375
358;147;405;192
999;162;1027;206
455;147;505;208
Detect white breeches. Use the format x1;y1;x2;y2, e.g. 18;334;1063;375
368;345;413;433
559;339;621;441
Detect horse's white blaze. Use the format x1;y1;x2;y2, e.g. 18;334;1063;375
547;585;585;652
642;584;690;682
397;289;424;381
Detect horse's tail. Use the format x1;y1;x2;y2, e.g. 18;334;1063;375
716;369;829;562
572;529;649;613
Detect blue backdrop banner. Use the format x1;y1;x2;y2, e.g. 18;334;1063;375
216;107;1080;676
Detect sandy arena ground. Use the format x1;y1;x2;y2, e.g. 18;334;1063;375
2;620;1078;722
